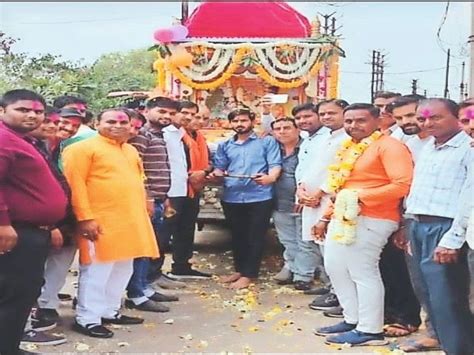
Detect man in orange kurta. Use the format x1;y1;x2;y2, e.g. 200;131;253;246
63;109;159;338
314;104;413;347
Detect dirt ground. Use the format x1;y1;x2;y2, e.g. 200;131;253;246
24;224;443;354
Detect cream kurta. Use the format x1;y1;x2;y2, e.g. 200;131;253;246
63;135;159;264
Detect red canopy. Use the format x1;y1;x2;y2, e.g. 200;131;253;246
184;1;311;39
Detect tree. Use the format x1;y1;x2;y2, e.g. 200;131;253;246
0;31;156;111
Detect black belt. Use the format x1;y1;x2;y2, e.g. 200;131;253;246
414;214;452;223
12;222;55;231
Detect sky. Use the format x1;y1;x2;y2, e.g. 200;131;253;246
0;1;471;103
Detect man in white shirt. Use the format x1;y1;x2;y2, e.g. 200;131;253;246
405;98;474;355
291;103;330;292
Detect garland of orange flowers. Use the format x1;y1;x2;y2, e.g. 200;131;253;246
153;57;167;92
328;52;339;99
167;47;250;91
255;60;324;89
327;131;383;193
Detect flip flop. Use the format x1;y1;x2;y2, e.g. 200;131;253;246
383;323;418;337
398;338;442;353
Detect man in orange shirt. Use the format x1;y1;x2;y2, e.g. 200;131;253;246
63;109;159;338
314;103;413;347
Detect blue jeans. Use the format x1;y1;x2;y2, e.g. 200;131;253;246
273;210;323;283
128;199;166;298
407;218;474;355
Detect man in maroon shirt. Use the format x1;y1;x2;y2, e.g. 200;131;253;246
0;89;68;355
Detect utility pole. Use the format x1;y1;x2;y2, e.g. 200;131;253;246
411;79;418;94
469;2;474;97
181;0;189;24
369;50;385;102
318;12;336;35
444;48;450;98
460;62;467;100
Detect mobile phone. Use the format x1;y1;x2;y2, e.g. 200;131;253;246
263;94;288;104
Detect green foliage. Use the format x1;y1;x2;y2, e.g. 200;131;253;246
0;32;156;112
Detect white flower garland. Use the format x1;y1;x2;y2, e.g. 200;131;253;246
178;48;235;82
328;189;360;245
265;46;310;72
254;46;322;80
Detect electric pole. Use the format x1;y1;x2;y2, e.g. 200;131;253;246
411;79;418;94
181;0;189;24
444;48;450;98
318;12;337;35
469;2;474;97
369;50;385;102
460;62;467;100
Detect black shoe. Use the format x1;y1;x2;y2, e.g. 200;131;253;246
102;313;144;325
58;293;73;301
294;281;314;291
304;286;331;295
149;292;179;302
309;293;340;310
168;268;212;279
31;317;57;332
72;322;113;338
34;308;59;323
276;277;294;285
323;306;344;318
125;299;169;313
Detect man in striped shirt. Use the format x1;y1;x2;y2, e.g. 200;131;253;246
126;97;183;314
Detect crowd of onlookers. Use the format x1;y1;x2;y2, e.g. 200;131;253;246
0;88;472;355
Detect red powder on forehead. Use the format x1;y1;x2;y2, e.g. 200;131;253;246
420;108;432;118
131;119;143;129
115;112;130;122
32;101;44;110
48;113;60;123
466;108;474;120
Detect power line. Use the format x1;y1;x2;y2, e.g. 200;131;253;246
342;66;447;75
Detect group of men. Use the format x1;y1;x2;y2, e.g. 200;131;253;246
264;92;473;354
0;87;472;355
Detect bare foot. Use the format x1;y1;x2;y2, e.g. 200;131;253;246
220;272;241;283
229;277;251;289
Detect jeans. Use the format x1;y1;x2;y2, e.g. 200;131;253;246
222;200;273;278
407;218;474;355
0;225;50;355
380;239;421;327
147;199;169;282
273;211;321;282
172;196;200;271
127;257;153;304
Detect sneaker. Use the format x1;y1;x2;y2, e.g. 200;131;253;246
149;292;179;302
309;293;339;310
34;308;59;323
325;329;388;347
21;330;67;346
125;299;170;313
153;274;186;289
294;280;314;291
313;321;356;336
273;267;292;282
168;268;212;279
31;317;57;332
323;306;344;318
304;286;331;295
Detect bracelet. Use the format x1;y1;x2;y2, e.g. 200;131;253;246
319;218;330;223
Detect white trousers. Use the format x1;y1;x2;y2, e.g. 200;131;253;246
324;216;398;333
37;245;77;310
76;260;133;326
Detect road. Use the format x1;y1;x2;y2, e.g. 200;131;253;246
24;224;441;354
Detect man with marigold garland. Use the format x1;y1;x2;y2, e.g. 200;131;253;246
313;103;413;347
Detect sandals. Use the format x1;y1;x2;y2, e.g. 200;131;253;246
398;338;442;353
383;323;418;337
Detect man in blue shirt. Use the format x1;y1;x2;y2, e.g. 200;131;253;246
211;108;282;289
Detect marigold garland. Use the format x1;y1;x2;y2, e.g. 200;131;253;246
327;131;383;193
167;47;249;91
326;131;383;245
